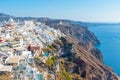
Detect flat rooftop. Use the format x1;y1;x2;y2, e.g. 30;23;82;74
6;56;19;64
0;65;12;72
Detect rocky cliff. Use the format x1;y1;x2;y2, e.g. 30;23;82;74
57;37;118;80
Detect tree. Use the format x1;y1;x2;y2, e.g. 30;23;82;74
45;58;54;69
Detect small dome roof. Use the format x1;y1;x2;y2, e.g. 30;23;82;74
9;18;14;23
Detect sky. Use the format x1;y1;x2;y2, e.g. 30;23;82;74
0;0;120;22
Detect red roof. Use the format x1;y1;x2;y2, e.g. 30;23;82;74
28;44;40;53
0;39;3;43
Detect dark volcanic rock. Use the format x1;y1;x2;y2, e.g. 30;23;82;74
91;48;103;62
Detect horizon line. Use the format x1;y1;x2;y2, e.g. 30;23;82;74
1;12;120;24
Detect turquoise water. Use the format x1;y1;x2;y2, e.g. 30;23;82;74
88;24;120;76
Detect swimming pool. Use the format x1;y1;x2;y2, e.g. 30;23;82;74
44;52;49;57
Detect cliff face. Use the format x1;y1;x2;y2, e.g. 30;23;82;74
54;37;118;80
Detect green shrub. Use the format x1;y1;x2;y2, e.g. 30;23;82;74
62;71;72;80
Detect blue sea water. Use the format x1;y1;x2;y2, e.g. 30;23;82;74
88;24;120;76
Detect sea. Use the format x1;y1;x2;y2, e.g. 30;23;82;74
88;24;120;76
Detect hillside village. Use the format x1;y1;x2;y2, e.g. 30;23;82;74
0;18;65;80
0;17;119;80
